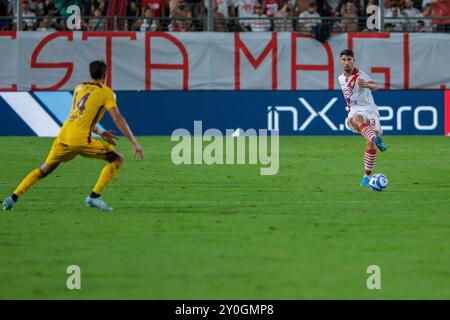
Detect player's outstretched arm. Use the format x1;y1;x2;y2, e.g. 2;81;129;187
357;79;379;91
366;81;380;91
107;107;144;160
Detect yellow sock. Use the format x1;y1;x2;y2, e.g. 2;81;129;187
92;161;122;195
14;168;44;197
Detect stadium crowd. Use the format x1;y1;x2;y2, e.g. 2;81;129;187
0;0;448;32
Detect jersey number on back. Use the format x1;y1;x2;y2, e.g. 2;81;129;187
73;93;91;116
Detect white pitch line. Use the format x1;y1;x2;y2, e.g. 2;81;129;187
20;199;450;205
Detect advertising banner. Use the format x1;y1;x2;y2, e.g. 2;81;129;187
0;90;444;136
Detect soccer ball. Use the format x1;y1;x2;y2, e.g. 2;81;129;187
369;173;388;191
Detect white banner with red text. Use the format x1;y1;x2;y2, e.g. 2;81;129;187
0;31;449;91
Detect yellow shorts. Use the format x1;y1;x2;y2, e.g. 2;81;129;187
45;138;116;165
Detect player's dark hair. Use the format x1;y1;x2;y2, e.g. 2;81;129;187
340;49;354;58
89;60;107;80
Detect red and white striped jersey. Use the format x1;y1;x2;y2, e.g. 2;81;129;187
338;68;378;113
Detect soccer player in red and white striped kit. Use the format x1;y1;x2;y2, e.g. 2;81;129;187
338;49;388;186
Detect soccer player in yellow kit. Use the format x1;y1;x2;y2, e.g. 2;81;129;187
2;61;144;212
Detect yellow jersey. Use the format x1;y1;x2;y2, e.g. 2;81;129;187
58;82;117;145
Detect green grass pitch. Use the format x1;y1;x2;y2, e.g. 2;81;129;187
0;136;449;299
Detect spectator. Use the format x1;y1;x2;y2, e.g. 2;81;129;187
384;1;405;31
82;0;95;16
263;0;280;17
169;0;180;14
204;0;232;22
142;0;167;20
340;1;358;31
127;1;140;29
414;19;426;31
326;0;339;13
292;0;311;16
14;20;28;30
314;0;333;37
421;0;432;7
298;1;321;33
274;2;294;31
144;0;168;30
8;0;16;16
211;0;228;31
0;0;11;30
290;0;302;30
42;0;57;19
232;0;258;31
87;7;105;31
168;0;177;13
36;16;55;31
384;22;395;31
336;0;361;15
134;7;158;31
30;0;44;16
420;3;433;31
184;0;204;29
297;0;335;15
171;2;193;31
403;0;421;30
57;16;67;30
251;2;270;31
316;0;333;16
96;0;107;16
168;0;183;29
21;0;37;29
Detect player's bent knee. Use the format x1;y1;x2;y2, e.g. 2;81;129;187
351;114;366;126
40;163;59;177
106;152;124;164
349;117;360;131
115;152;124;164
366;140;376;149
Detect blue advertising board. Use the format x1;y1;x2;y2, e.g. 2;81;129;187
0;90;444;136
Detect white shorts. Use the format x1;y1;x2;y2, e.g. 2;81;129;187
346;109;382;135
